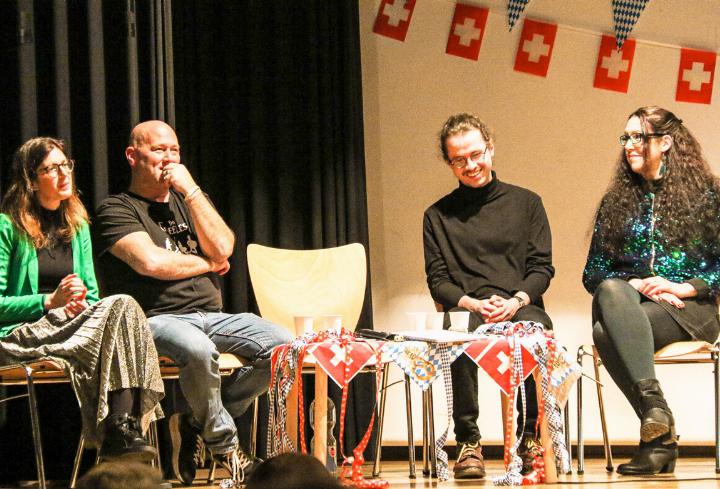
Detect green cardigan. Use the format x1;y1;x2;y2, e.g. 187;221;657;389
0;213;100;337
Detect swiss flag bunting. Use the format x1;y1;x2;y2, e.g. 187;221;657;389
676;48;716;104
446;3;489;61
373;0;416;42
594;35;636;93
514;19;558;77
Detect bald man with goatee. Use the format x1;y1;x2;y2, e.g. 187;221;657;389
95;121;292;487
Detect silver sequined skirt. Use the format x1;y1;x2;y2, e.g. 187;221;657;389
0;294;164;446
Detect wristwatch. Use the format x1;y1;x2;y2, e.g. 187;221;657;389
513;295;528;307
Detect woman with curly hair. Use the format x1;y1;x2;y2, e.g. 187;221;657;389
583;106;720;475
0;137;164;461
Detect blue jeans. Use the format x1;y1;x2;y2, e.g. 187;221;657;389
148;311;293;454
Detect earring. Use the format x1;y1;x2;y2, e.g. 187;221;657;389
659;152;668;177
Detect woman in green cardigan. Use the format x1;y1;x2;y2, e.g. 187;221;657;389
0;137;164;461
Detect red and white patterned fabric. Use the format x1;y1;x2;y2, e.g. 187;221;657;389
676;48;716;104
593;34;635;93
464;335;537;394
514;18;558;77
372;0;416;42
445;3;489;61
307;340;377;387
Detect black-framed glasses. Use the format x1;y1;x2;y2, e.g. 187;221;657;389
619;133;667;147
36;159;75;176
448;147;491;169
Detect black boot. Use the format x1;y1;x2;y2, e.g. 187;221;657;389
616;435;678;475
99;413;156;462
633;379;676;442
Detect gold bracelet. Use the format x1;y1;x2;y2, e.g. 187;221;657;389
184;186;201;202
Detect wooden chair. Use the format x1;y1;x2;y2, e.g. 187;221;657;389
576;339;720;474
246;243;397;466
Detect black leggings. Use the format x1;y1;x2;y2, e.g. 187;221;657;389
591;278;690;415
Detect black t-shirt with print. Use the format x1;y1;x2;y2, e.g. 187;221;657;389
94;189;222;317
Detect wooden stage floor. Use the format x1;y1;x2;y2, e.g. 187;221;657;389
4;457;720;488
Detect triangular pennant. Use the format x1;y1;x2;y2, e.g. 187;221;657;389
507;0;532;31
612;0;650;48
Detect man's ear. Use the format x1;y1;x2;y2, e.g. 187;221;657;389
125;146;136;167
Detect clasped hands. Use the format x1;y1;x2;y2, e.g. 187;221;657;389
458;294;523;323
628;276;697;309
45;274;88;319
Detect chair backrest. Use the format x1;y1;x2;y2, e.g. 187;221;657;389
246;243;367;335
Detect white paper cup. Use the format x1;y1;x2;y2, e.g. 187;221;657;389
449;311;470;332
321;314;343;333
407;312;427;332
426;312;445;331
293;315;314;336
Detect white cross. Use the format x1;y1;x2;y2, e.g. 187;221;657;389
683;62;712;91
522;33;550;63
601;49;629;79
494;350;510;375
383;0;410;27
329;344;353;367
453;17;482;47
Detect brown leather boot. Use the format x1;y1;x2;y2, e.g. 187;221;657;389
453;441;486;479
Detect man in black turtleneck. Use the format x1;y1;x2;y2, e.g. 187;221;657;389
423;113;555;479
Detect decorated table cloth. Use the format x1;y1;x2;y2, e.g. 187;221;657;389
267;323;580;485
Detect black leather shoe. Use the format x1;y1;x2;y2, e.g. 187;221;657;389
169;413;204;485
100;413;156;462
616;437;678;475
634;379;675;443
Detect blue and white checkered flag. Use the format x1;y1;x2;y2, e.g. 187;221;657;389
507;0;531;31
612;0;650;48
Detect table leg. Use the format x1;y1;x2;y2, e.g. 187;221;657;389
500;391;515;470
535;371;558;483
314;365;328;464
287;382;299;449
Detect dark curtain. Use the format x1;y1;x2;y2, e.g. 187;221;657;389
0;0;375;481
170;0;377;462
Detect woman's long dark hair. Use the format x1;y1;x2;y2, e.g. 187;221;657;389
593;106;720;255
1;137;88;248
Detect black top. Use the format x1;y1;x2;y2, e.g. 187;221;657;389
94;190;222;317
37;208;73;294
423;173;554;310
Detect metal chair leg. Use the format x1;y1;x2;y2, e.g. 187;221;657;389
426;385;437;478
250;397;259;458
404;374;416;478
591;346;613;472
422;386;429;477
564;404;572;474
576;346;585;475
714;349;720;474
25;366;47;489
372;365;390;477
69;434;86;489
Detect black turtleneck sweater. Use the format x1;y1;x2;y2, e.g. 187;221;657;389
423;173;554;309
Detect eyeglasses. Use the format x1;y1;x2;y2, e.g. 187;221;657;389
448;147;491;169
36;159;75;176
619;133;667;147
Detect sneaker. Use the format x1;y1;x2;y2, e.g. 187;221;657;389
453;441;486;479
212;448;262;487
169;413;204;485
517;434;543;475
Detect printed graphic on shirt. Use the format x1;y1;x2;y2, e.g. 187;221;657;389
149;203;199;255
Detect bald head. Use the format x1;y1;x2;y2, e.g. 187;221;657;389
129;120;177;148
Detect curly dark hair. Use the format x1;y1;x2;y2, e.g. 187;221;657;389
438;113;494;162
593;106;720;255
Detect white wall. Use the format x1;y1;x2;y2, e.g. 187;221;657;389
360;0;720;446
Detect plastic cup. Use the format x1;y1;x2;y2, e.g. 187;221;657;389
449;311;470;332
294;315;314;336
426;312;445;331
407;312;427;332
321;314;343;333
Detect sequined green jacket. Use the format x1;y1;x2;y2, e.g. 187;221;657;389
583;191;720;343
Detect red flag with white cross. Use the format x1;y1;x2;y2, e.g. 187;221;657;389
593;35;635;93
464;336;537;395
445;3;489;61
307;341;376;387
514;18;558;77
373;0;416;42
676;48;716;104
